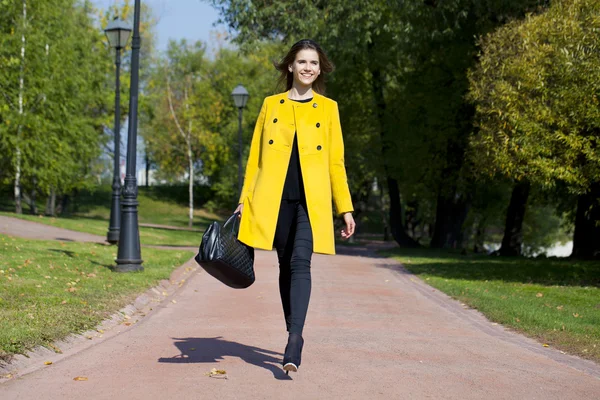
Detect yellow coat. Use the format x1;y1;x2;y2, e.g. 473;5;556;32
237;90;353;255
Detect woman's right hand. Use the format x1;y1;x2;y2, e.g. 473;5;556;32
234;202;244;217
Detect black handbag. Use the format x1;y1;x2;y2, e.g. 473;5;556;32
195;212;255;289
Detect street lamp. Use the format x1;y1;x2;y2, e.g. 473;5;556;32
231;84;249;199
116;0;143;272
104;17;132;244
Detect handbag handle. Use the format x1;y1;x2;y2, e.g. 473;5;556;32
223;211;241;235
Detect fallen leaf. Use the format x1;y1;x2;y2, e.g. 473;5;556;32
543;344;549;347
44;361;53;365
66;287;77;293
556;305;564;310
573;313;580;318
61;300;67;304
536;293;543;298
48;344;62;354
205;368;227;379
73;376;88;381
123;322;132;326
171;300;177;304
87;273;96;278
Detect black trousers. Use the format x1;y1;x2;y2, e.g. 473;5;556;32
272;198;313;335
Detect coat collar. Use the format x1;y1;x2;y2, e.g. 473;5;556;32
279;89;324;105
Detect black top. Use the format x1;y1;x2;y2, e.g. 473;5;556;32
281;97;313;200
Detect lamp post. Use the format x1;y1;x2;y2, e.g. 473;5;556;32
104;17;132;244
231;84;249;199
116;0;143;272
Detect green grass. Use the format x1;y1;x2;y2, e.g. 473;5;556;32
380;248;600;362
72;186;222;228
0;234;194;361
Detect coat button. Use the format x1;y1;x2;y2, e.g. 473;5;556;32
269;139;274;144
280;99;285;104
273;118;278;123
313;103;318;108
316;122;320;128
317;145;322;150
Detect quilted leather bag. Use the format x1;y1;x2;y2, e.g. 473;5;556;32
195;212;255;289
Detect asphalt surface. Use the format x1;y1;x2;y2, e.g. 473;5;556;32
1;217;599;399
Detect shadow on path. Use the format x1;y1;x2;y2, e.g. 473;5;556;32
334;240;398;259
158;336;290;380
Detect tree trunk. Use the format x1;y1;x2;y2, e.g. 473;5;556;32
370;64;420;248
14;0;27;214
571;182;600;259
45;188;56;216
473;216;486;254
430;99;475;249
56;194;69;215
499;180;531;256
187;139;194;228
145;153;150;187
387;176;421;247
378;177;391;241
29;177;37;215
430;191;471;249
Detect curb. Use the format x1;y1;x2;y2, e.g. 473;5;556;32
0;255;201;382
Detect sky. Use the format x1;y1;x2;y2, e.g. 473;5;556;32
91;0;225;52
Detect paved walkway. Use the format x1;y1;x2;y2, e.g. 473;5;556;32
0;216;106;243
1;218;599;399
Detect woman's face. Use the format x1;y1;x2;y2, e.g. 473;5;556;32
289;49;320;88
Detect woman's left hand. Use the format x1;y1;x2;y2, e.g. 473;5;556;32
340;212;356;240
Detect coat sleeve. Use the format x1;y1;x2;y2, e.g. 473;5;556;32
238;99;267;205
329;100;354;215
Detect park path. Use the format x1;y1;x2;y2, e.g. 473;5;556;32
1;217;600;399
0;215;196;250
0;215;106;243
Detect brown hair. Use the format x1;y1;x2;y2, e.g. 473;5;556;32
274;39;334;95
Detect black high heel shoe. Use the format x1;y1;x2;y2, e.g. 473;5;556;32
282;333;304;374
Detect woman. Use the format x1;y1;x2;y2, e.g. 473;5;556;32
234;39;356;374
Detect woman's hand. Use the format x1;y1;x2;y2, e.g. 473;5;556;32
234;203;244;218
340;212;355;240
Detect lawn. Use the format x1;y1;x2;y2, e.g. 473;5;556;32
381;248;600;363
0;234;194;362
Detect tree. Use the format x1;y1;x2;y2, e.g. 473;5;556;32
0;0;112;215
468;0;600;258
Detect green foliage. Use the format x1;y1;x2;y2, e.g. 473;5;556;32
468;0;600;192
0;0;113;197
143;40;280;208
